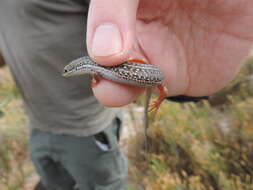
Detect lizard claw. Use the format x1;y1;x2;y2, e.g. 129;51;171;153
149;98;164;113
148;85;168;113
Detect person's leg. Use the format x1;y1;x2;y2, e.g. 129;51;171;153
29;129;76;190
57;117;128;190
30;117;127;190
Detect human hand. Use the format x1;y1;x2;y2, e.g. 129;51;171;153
86;0;253;107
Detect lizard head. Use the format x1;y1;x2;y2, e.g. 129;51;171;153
62;56;97;77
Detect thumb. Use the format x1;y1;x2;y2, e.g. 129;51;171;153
86;0;144;107
87;0;139;66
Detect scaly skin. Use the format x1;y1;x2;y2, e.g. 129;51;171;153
63;56;168;111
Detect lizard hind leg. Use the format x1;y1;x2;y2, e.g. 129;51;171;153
91;74;101;87
149;85;168;113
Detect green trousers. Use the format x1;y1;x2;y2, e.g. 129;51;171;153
29;117;128;190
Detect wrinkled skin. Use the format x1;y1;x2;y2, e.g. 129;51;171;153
86;0;253;107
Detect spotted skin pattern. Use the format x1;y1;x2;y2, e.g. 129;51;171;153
63;56;168;112
63;56;164;87
108;62;164;86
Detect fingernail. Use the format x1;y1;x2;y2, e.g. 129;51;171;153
92;23;122;57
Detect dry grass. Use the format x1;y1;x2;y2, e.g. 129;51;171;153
0;67;35;190
127;57;253;190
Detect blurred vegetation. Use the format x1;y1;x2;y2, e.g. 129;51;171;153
0;67;32;190
128;56;253;190
1;56;253;190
